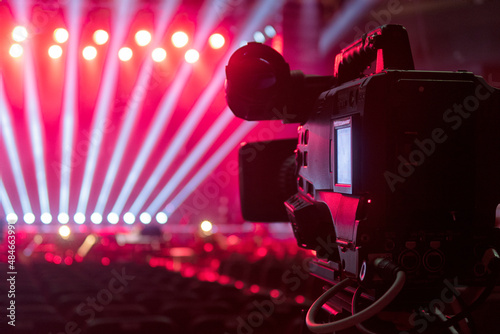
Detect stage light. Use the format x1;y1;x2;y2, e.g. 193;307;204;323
41;213;53;224
156;212;168;224
123;212;135;224
209;33;225;49
172;31;188;48
54;28;69;43
9;44;23;58
200;220;213;232
58;213;69;224
12;26;28;42
82;46;97;60
59;225;71;238
184;49;199;63
139;212;151;224
48;45;63;59
74;212;85;224
264;25;276;38
107;212;119;224
6;213;18;224
253;31;265;43
152;48;167;62
91;212;103;224
93;29;109;45
24;213;35;224
135;30;152;46
118;47;133;61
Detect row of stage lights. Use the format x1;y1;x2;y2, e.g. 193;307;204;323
8;25;277;63
5;211;170;225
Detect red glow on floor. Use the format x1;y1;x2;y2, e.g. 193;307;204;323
45;252;54;262
53;255;62;264
101;257;110;266
204;243;214;252
295;295;305;304
270;289;281;298
250;284;260;294
234;280;244;289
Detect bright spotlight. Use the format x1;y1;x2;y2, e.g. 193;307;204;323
107;212;119;224
139;212;151;224
24;213;35;224
264;25;277;38
118;47;133;61
41;213;53;224
6;213;18;224
12;26;28;42
93;30;109;45
135;30;152;46
184;49;199;64
74;212;85;224
82;46;97;60
156;212;168;224
209;33;225;49
200;220;213;232
253;31;265;43
54;28;69;43
48;45;63;59
58;225;71;238
172;31;189;48
9;44;23;58
91;212;103;224
58;213;69;224
123;212;135;224
152;48;167;62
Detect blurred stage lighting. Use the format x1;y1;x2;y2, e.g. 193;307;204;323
59;225;71;238
123;212;135;224
9;44;23;58
24;213;35;224
156;212;168;224
82;46;97;60
118;47;133;61
139;212;151;224
41;213;53;224
253;31;265;43
6;213;18;224
58;213;69;224
54;28;69;43
48;45;63;59
200;220;213;232
209;33;225;49
93;30;109;45
184;49;199;63
91;212;103;224
12;26;28;42
135;30;152;46
107;212;119;224
152;48;167;62
172;31;188;48
264;25;276;38
74;212;85;224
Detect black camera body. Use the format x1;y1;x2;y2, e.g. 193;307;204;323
226;25;500;296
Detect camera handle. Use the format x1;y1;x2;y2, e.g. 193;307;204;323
334;24;415;85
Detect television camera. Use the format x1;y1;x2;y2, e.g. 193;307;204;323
226;25;500;333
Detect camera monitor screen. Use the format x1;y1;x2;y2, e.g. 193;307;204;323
336;126;352;185
333;117;353;194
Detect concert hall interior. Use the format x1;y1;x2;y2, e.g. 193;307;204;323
1;0;500;333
